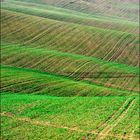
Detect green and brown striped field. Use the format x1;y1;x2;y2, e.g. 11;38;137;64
0;0;139;140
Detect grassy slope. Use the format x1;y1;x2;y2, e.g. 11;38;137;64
1;44;139;92
1;93;139;139
1;0;139;34
1;65;138;96
1;10;139;67
1;8;139;92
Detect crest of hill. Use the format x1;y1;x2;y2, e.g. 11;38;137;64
12;0;139;22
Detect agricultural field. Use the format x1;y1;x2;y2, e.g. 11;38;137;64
0;0;139;140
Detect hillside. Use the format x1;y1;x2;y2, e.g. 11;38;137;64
0;0;139;140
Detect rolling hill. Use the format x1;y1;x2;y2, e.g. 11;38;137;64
0;0;139;140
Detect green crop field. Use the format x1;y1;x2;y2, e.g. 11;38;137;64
0;0;139;140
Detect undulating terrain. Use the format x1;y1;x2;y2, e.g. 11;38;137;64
0;0;139;140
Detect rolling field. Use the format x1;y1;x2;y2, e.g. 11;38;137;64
0;0;139;140
1;94;139;140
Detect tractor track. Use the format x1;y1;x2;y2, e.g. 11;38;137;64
96;98;136;140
